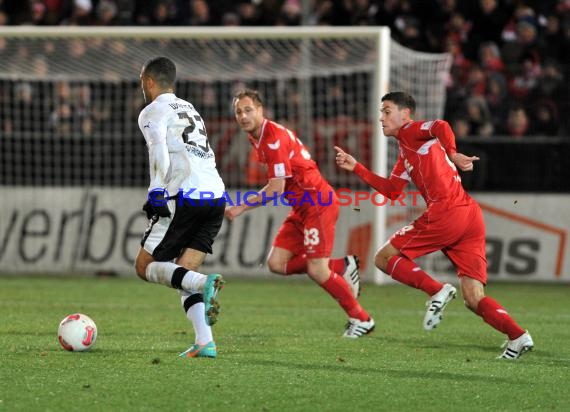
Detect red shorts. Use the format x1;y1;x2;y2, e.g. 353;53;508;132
390;201;487;284
273;191;339;258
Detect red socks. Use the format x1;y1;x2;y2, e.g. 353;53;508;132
329;258;346;275
476;297;525;340
386;255;442;296
284;255;307;275
385;256;525;340
284;255;345;275
321;271;368;321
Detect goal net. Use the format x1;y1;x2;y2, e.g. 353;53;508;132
0;27;451;280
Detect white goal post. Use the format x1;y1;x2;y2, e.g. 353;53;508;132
0;27;451;281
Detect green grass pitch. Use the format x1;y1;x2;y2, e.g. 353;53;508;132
1;276;569;411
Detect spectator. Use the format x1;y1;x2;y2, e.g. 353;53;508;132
464;96;494;137
479;41;504;73
445;11;471;49
505;105;531;138
452;116;471;138
63;0;94;25
2;0;33;24
465;64;487;96
49;102;74;136
509;50;542;101
237;1;261;26
221;12;240;26
276;0;301;26
7;82;43;135
32;55;49;78
188;0;213;26
531;59;565;104
374;0;400;29
0;0;567;138
308;0;334;25
95;0;119;26
530;99;560;136
149;0;178;26
485;72;509;131
43;0;73;25
501;10;540;69
445;37;471;89
394;15;426;51
466;0;511;59
30;1;49;25
452;116;489;189
538;13;564;61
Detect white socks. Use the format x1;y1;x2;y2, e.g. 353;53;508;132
181;271;206;292
145;261;206;291
145;261;179;286
179;291;213;345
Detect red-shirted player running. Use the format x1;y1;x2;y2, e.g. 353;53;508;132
335;92;533;359
226;89;375;338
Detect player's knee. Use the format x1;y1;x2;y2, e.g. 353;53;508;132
374;250;391;273
374;242;400;274
134;259;148;280
374;253;386;273
463;297;479;312
266;257;285;275
460;277;485;311
462;290;483;312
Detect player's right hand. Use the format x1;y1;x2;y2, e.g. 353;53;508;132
142;200;155;219
142;200;171;219
334;146;357;172
144;189;172;218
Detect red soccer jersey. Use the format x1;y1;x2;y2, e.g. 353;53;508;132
391;120;472;207
248;119;331;205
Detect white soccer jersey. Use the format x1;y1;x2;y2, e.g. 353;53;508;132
138;93;225;199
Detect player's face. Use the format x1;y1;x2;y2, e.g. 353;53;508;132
380;100;408;137
234;97;263;134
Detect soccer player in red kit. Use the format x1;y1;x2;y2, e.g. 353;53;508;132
335;92;533;359
226;90;374;338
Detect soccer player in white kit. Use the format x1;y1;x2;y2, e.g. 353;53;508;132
134;56;226;358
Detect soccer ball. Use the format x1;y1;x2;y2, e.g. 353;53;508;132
58;313;98;352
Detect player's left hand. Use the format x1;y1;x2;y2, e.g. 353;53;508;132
225;205;244;221
450;152;480;172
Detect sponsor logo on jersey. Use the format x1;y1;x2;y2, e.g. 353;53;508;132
187;145;214;159
267;140;280;150
169;103;193;110
274;163;286;177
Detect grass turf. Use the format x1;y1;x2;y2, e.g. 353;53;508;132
1;276;569;411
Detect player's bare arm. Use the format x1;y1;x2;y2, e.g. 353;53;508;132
224;177;285;220
449;152;480;172
334;146;357;171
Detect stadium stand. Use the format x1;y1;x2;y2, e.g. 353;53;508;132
1;0;568;191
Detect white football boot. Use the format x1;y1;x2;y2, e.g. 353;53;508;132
342;255;361;298
498;331;534;360
342;317;375;338
423;283;457;330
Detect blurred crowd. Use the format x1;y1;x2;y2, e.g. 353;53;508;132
0;0;569;137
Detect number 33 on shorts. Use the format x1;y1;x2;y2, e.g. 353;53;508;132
304;228;320;246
